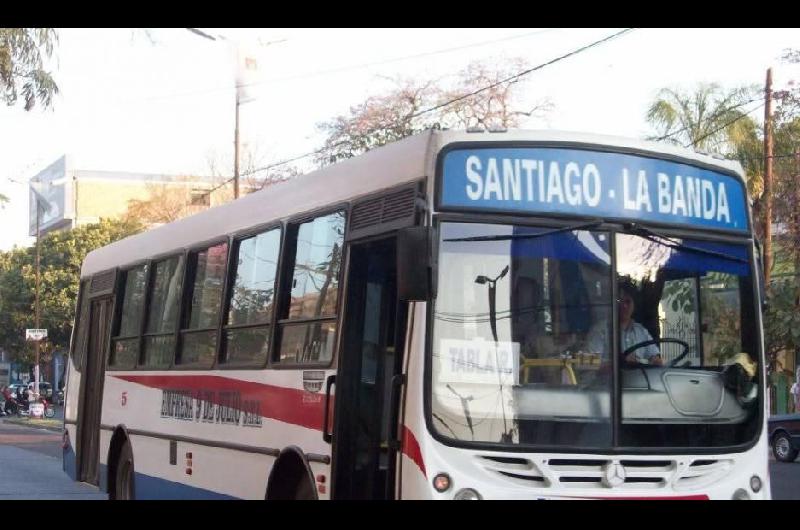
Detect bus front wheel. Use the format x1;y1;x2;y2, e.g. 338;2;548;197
114;440;136;500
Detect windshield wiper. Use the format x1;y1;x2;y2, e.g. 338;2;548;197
446;384;475;441
625;223;749;264
432;412;459;440
443;219;604;243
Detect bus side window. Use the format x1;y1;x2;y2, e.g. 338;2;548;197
276;211;345;364
221;227;281;367
71;279;91;372
177;242;229;368
109;265;148;370
142;255;185;369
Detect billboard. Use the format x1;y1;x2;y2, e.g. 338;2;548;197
29;155;72;235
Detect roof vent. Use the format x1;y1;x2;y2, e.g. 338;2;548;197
488;126;508;133
466;126;484;133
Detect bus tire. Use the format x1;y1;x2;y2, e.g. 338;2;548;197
294;475;316;500
773;432;798;462
265;447;318;500
113;440;136;500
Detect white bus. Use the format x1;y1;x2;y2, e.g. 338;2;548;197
63;129;769;500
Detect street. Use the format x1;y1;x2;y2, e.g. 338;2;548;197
0;416;106;499
0;412;797;500
769;460;800;500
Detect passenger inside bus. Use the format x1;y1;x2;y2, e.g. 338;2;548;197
585;280;663;366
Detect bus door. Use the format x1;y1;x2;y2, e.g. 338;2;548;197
331;237;408;499
77;293;113;485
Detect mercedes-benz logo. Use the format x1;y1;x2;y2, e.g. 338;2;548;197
602;462;626;488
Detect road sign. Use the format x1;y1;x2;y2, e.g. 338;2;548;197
29;403;44;418
25;329;47;341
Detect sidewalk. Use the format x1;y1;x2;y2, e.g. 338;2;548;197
2;415;63;432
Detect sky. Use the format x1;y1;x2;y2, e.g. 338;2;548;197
1;27;798;251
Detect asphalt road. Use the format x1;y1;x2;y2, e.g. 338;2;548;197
769;459;800;500
0;418;106;500
0;415;797;500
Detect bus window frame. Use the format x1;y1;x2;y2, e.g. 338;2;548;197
108;262;149;371
70;278;91;372
424;210;765;456
270;205;348;371
217;223;284;370
137;251;187;371
173;237;231;370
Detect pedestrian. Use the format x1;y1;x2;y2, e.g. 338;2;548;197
791;367;800;413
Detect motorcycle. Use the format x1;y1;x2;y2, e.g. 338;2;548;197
3;394;56;418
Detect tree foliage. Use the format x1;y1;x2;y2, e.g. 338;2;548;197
646;73;800;369
316;58;552;165
0;218;143;367
646;83;758;152
0;28;59;111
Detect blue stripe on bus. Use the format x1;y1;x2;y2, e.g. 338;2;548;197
133;471;241;500
95;463;242;499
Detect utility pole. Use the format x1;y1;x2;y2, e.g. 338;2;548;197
34;199;41;399
795;148;800;307
185;29;286;201
234;89;240;199
763;68;774;287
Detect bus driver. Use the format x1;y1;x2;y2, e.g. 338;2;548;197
586;281;663;365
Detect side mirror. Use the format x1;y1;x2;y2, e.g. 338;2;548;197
397;226;432;302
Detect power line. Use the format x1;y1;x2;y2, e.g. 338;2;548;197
114;29;563;106
683;100;766;148
219;28;637;190
409;28;635;120
653;95;762;143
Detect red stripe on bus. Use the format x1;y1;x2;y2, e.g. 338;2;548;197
112;374;325;431
401;425;426;478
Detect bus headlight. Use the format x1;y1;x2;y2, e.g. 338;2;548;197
732;488;750;500
433;473;451;492
750;475;762;493
453;488;482;500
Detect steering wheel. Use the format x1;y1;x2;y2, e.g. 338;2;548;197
622;338;690;367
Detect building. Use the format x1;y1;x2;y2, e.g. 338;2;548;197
28;155;239;236
24;155;244;390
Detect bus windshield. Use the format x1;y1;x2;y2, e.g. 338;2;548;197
430;222;760;450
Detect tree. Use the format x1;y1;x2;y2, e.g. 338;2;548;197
316;58;552;165
646;78;800;375
0;28;59;111
205;144;302;196
0;218;143;367
646;83;758;152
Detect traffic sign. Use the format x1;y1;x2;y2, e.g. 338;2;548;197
29;403;44;418
25;329;47;341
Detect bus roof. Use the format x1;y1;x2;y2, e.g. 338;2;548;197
81;129;745;277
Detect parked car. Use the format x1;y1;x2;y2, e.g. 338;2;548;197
768;413;800;462
7;383;26;399
27;381;53;399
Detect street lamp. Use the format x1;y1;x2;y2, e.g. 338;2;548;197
185;29;287;199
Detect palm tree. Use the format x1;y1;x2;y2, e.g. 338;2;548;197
646;83;759;153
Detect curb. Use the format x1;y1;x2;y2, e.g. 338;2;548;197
2;416;63;433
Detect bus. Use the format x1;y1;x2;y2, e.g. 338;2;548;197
62;129;769;500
